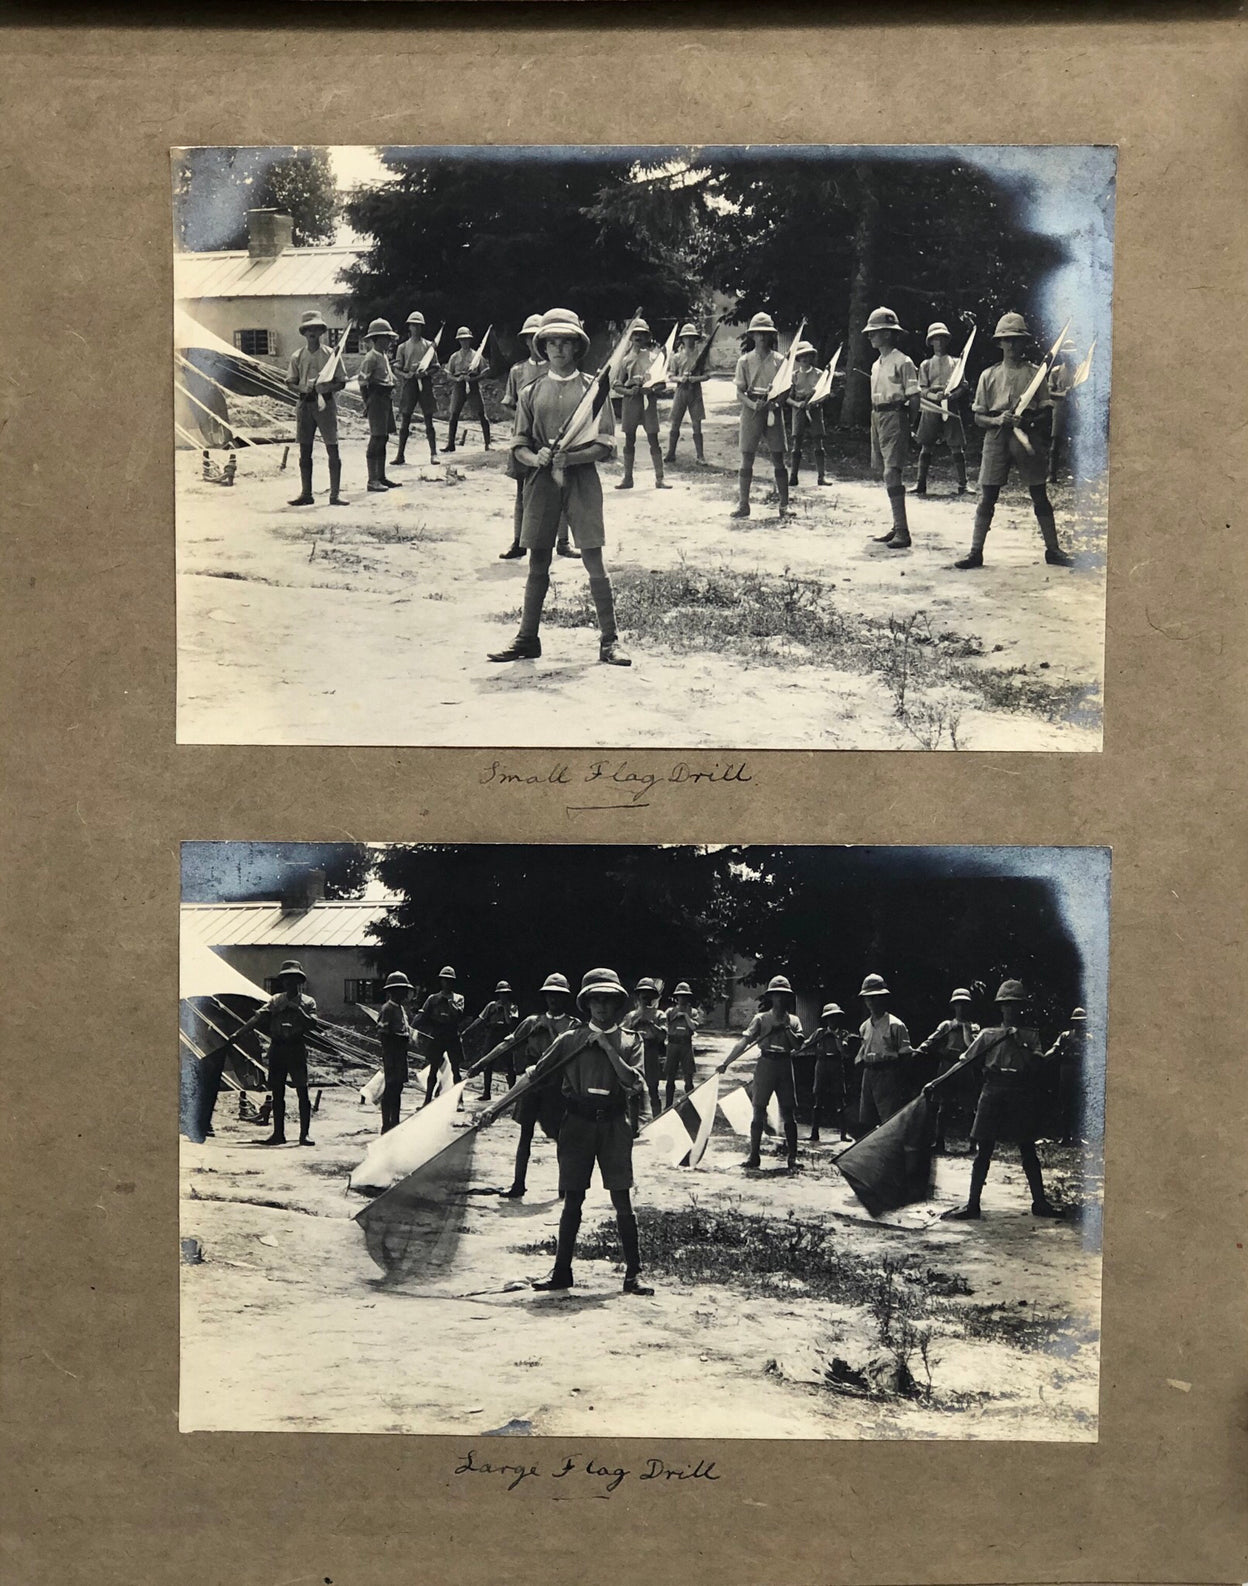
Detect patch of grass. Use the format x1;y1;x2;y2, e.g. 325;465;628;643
528;563;1090;729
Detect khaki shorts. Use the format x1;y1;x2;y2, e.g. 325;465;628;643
978;424;1049;488
870;407;910;475
557;1107;633;1193
295;395;339;447
520;466;605;551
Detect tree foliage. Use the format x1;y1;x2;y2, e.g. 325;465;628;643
174;147;339;251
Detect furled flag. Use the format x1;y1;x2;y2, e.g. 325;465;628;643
717;1084;781;1137
467;324;493;375
350;1079;467;1194
553;308;644;456
643;321;679;389
1071;338;1096;388
809;343;843;406
942;325;977;411
835;1093;937;1216
417;324;445;375
1011;318;1072;455
766;317;808;402
360;1069;385;1107
641;1072;720;1167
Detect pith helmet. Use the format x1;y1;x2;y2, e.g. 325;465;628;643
635;977;660;994
1070;1007;1087;1021
926;321;952;343
438;965;456;979
405;310;425;327
298;311;328;333
365;318;397;339
673;982;693;998
865;307;904;335
630;318;652;336
277;959;307;981
494;980;513;995
993;312;1030;340
519;313;542;337
793;341;817;359
995;978;1027;1003
747;311;778;336
384;971;413;991
455;326;473;340
576;967;630;1012
821;1002;844;1019
533;307;590;355
540;972;572;996
949;987;973;1004
678;322;699;339
860;973;890;997
765;974;794;998
1059;337;1079;355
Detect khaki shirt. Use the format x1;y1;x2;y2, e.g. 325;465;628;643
503;356;546;408
513;370;615;455
447;347;484;382
743;1009;805;1054
394;337;438;381
870;347;920;406
287;344;344;396
919;352;959;399
973;360;1053;418
357;347;395;389
858;1011;912;1064
734;347;785;402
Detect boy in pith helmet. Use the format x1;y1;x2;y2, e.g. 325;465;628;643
1045;1005;1087;1145
357;319;403;493
913;321;969;497
798;1002;856;1144
928;980;1063;1219
664;323;709;465
622;977;667;1126
1046;337;1079;484
467;972;580;1198
522;969;653;1294
392;310;440;468
461;980;521;1100
375;971;414;1134
956;312;1073;570
284;310;348;508
489;307;631;667
661;982;701;1111
857;973;915;1129
444;327;491;453
614;320;671;492
721;974;805;1172
226;959;319;1146
413;965;467;1105
864;307;921;549
499;314;577;561
786;341;830;489
731;312;790;519
913;987;981;1153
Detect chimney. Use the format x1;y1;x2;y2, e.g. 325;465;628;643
247;208;294;258
279;867;326;913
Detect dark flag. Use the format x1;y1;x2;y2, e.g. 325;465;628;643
355;1128;480;1280
836;1094;937;1216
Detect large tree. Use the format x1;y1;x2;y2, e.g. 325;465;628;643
369;844;743;1007
173;147;339;251
341;151;714;365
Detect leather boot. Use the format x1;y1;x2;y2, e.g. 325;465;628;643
288;450;314;506
784;1118;799;1172
774;463;791;515
590;575;631;665
913;450;930;495
885;485;911;547
664;429;678;464
327;449;348;505
745;1122;763;1169
297;1093;314;1146
954;451;968;493
650;438;670;489
616;442;635;489
693;430;706;464
533;1196;581;1290
1037;504;1074;566
619;1212;654;1294
730;468;752;518
956;497;994;568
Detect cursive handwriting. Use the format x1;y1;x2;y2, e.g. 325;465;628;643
479;757;753;811
453;1448;720;1496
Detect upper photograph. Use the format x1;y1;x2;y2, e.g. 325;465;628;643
173;145;1115;749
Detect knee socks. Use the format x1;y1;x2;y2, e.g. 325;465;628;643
588;574;618;644
517;572;550;639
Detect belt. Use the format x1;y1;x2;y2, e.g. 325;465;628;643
564;1093;626;1120
872;401;908;412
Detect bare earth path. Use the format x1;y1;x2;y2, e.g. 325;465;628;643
177;380;1106;748
181;1037;1101;1439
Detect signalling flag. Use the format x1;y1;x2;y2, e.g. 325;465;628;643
942;325;977;416
1071;338;1096;388
355;1120;480;1280
350;1080;467;1194
717;1084;781;1137
643;321;679;389
360;1069;385;1107
417;324;445;375
810;343;843;406
433;1055;456;1098
835;1093;937;1216
468;324;493;375
766;317;807;402
554;308;644;457
641;1073;720;1167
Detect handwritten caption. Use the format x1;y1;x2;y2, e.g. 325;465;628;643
454;1449;720;1495
480;757;753;811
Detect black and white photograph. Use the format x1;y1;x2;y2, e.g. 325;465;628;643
174;145;1113;750
180;841;1108;1440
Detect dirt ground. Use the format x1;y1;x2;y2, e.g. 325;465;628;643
176;379;1106;748
180;1034;1102;1440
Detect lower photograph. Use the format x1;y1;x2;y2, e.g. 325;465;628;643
179;841;1109;1440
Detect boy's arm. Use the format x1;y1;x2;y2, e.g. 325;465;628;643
466;1016;531;1078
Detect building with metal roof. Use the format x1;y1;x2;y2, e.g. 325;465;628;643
174;208;363;364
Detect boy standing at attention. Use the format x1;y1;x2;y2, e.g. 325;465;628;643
664;323;708;465
414;965;467;1104
913;321;969;496
864;307;921;550
487;307;630;667
285;310;348;508
613;320;670;491
357;318;403;493
391;310;440;468
622;977;667;1126
857;972;915;1129
956;312;1074;569
375;971;414;1134
445;327;491;453
731;312;790;520
786;341;830;489
662;981;701;1111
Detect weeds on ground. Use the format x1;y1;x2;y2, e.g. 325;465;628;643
526;563;1089;731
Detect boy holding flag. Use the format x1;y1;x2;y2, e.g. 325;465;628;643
461;980;521;1100
864;307;921;550
731;312;790;519
622;977;667;1125
284;310;348;508
445;326;491;452
955;313;1074;569
357;318;403;493
721;974;805;1173
662;981;701;1111
799;1002;856;1143
786;341;830;489
413;965;467;1104
613;320;670;491
664;323;709;465
487;307;630;667
499;314;576;561
913;321;969;496
375;971;414;1134
391;311;440;468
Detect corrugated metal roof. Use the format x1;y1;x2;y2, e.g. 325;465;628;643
174;244;363;302
182;900;387;949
